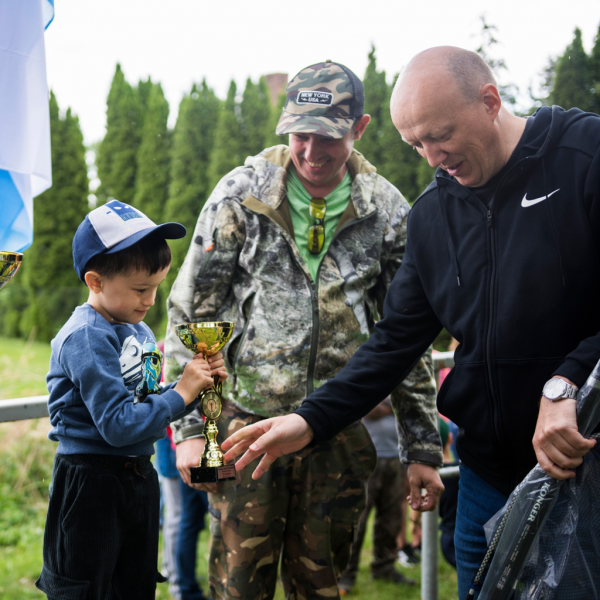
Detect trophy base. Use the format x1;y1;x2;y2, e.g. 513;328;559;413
191;464;236;483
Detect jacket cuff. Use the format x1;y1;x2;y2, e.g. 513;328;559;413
172;423;206;445
160;389;186;420
295;404;333;442
553;359;590;390
405;450;443;468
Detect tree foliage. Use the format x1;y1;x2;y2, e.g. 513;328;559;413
591;26;600;114
354;49;429;202
240;77;272;158
96;64;142;204
551;28;593;110
163;81;221;296
134;82;170;223
264;91;287;149
132;82;171;332
208;81;245;190
534;26;600;114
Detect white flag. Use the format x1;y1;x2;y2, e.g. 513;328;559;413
0;0;54;252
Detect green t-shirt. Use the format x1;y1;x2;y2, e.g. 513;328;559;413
286;167;352;282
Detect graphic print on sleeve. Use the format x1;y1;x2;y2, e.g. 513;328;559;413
119;334;163;402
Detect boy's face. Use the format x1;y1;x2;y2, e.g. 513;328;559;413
86;266;170;325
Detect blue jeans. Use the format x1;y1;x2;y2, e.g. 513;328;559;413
455;464;509;600
176;480;208;600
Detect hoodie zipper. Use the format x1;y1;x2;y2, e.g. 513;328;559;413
243;196;378;398
304;211;378;396
470;170;523;452
484;205;503;446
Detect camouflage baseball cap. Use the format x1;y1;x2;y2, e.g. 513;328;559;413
276;61;365;139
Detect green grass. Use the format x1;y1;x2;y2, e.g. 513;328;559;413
0;335;458;599
0;334;53;400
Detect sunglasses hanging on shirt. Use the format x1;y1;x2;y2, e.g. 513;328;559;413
308;198;327;254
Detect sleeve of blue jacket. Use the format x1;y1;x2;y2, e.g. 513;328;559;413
296;236;444;450
59;326;188;448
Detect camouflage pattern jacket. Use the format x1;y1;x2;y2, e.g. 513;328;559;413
165;146;442;466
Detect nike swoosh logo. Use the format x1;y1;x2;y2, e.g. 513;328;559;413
521;189;560;207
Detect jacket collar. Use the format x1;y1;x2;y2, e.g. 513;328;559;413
247;145;378;220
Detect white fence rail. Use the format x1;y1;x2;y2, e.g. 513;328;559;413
0;394;50;422
0;351;457;600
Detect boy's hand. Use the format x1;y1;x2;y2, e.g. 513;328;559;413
174;353;213;405
208;351;228;382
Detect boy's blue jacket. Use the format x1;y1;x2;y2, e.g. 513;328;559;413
47;303;195;456
297;106;600;497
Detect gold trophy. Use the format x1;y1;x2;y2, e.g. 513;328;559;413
0;252;23;290
175;321;236;484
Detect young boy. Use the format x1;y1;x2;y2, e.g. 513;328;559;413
36;200;227;600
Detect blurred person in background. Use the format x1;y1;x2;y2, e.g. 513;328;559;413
338;397;417;595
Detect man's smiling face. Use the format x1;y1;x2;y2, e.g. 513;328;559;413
288;115;369;197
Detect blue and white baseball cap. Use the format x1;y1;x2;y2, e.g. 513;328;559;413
73;200;186;282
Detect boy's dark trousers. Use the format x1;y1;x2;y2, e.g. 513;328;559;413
36;453;162;600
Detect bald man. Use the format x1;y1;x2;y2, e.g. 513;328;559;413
222;47;600;598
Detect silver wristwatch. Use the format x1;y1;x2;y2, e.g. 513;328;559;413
542;378;578;402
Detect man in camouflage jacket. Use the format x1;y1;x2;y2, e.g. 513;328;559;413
164;61;441;600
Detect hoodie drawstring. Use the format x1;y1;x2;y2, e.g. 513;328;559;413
438;186;461;287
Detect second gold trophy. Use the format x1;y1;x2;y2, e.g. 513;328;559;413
175;321;236;484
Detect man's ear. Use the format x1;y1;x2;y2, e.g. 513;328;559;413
480;83;502;120
353;114;371;140
85;271;103;294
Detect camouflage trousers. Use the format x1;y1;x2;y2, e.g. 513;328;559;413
342;456;406;581
208;404;377;600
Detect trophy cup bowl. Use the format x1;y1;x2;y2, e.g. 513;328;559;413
175;322;236;484
0;252;23;291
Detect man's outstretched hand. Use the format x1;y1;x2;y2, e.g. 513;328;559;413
406;463;444;512
221;414;315;479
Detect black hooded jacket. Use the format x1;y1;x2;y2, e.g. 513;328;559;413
296;106;600;496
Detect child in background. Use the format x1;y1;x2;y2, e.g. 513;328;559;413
36;200;227;600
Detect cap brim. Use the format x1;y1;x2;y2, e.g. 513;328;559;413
105;222;187;255
275;112;354;140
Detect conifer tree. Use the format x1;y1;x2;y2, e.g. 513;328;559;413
20;92;89;342
551;28;592;110
355;46;388;169
263;91;287;149
96;64;143;204
590;24;600;114
133;83;170;223
132;83;171;333
208;80;244;190
137;77;153;122
240;77;271;158
164;81;220;295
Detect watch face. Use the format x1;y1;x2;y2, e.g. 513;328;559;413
544;379;567;400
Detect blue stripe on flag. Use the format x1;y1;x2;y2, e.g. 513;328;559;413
43;0;54;29
0;170;33;252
